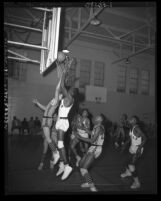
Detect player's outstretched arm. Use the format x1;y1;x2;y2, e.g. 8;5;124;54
32;99;46;111
60;71;68;97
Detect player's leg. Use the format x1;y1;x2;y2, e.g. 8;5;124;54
71;137;81;167
43;126;57;152
120;153;133;178
51;130;60;166
129;155;141;189
79;152;97;192
38;138;48;170
57;129;73;180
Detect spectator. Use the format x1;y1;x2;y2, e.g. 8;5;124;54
28;117;35;135
21;118;29;135
11;116;21;135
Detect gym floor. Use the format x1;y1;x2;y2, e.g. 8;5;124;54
6;134;157;194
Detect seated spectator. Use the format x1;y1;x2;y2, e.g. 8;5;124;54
11;116;21;135
28;117;35;135
21;118;29;135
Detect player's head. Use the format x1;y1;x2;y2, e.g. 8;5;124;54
129;115;139;126
82;109;88;117
94;114;103;125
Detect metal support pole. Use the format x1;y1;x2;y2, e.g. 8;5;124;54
119;24;147;39
101;24;118;38
4;22;42;32
8;40;48;50
112;46;154;64
8;56;40;64
32;7;52;12
40;10;46;73
78;8;81;30
8;50;29;60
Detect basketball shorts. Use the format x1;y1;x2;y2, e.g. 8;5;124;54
87;145;102;159
42;116;53;128
55;119;69;132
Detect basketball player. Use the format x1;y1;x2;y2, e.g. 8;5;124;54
55;67;76;180
70;110;90;166
76;115;105;192
37;113;58;170
79;109;91;155
33;71;65;170
120;116;147;189
114;114;129;149
68;114;82;165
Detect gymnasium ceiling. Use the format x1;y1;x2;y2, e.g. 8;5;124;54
4;2;156;63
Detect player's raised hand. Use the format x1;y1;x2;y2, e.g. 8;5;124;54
32;99;38;105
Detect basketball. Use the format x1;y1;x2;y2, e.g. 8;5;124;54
57;51;66;62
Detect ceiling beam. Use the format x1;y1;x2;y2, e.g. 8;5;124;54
64;27;148;47
119;24;148;39
4;22;42;32
66;7;104;47
112;46;154;64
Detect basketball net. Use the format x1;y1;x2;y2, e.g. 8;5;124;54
56;56;74;79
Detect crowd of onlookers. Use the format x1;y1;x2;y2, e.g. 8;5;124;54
10;113;156;140
11;116;41;135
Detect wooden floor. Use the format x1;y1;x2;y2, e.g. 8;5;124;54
6;134;157;194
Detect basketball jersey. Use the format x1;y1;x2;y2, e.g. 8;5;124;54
91;125;105;146
129;125;143;154
43;98;58;117
58;99;73;118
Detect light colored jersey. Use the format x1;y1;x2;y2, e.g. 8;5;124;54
58;99;73;118
129;125;143;154
91;125;105;146
44;98;58;117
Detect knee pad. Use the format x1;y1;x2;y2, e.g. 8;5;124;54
80;168;88;176
58;141;64;149
128;164;135;172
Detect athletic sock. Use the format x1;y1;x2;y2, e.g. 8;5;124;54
49;142;56;152
84;172;93;185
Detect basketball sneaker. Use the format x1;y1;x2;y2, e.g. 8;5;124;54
56;162;65;176
61;164;73;180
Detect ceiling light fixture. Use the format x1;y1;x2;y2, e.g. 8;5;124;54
90;5;101;26
90;17;101;26
125;58;131;64
62;48;70;54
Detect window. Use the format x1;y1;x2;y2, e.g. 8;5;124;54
80;59;91;88
117;65;126;92
65;57;77;87
129;68;138;94
94;61;105;87
141;70;150;95
8;60;27;81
